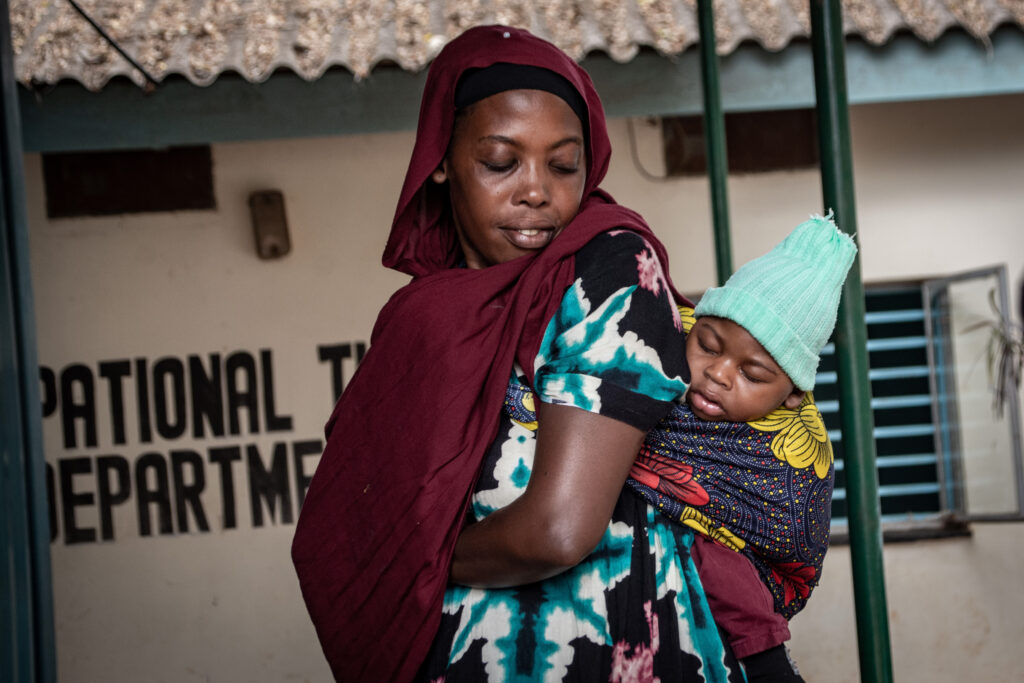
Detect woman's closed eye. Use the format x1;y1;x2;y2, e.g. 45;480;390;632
550;149;582;173
549;152;581;174
482;159;515;173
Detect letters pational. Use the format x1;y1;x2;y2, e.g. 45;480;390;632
42;344;362;545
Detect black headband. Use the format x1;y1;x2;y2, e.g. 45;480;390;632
454;62;589;130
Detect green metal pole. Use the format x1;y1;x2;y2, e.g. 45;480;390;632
808;2;894;682
696;0;733;285
1;0;57;679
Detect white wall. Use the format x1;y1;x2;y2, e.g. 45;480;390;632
25;92;1024;681
607;94;1024;294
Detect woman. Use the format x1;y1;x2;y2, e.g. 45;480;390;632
293;25;741;682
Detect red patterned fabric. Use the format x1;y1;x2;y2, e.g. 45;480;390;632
291;25;683;682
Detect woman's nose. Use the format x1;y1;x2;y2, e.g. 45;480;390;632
515;164;550;207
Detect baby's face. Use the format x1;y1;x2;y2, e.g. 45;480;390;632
685;316;804;422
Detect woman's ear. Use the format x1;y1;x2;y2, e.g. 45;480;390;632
431;164;448;184
783;389;806;410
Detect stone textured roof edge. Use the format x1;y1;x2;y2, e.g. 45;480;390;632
11;0;1024;92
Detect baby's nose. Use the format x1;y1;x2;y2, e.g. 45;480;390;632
705;361;730;386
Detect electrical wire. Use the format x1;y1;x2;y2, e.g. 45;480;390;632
625;116;671;183
66;0;160;91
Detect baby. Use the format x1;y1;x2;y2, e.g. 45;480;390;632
627;215;856;682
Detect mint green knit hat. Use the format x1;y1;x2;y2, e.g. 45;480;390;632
694;214;858;391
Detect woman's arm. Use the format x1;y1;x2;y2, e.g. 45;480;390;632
449;400;645;588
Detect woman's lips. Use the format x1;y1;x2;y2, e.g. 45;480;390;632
503;226;556;250
688;389;725;419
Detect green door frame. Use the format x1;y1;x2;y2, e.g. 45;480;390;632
1;0;57;681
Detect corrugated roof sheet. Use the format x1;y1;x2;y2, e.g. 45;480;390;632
11;0;1024;91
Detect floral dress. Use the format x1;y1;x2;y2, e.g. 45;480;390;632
419;232;743;682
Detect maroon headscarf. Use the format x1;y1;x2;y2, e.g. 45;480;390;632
292;25;684;682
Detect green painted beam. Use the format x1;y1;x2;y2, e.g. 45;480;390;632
809;1;893;682
19;67;428;153
18;26;1024;153
595;25;1024;117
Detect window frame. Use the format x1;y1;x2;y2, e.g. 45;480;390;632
922;264;1024;523
821;267;1024;540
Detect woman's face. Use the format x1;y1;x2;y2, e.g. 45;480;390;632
433;89;587;269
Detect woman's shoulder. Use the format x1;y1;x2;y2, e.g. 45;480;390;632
576;229;652;270
572;228;678;308
536;226;688;428
574;229;672;298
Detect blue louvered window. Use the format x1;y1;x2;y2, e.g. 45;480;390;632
816;266;1024;530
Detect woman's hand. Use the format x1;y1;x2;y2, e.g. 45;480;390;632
449;400;646;588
